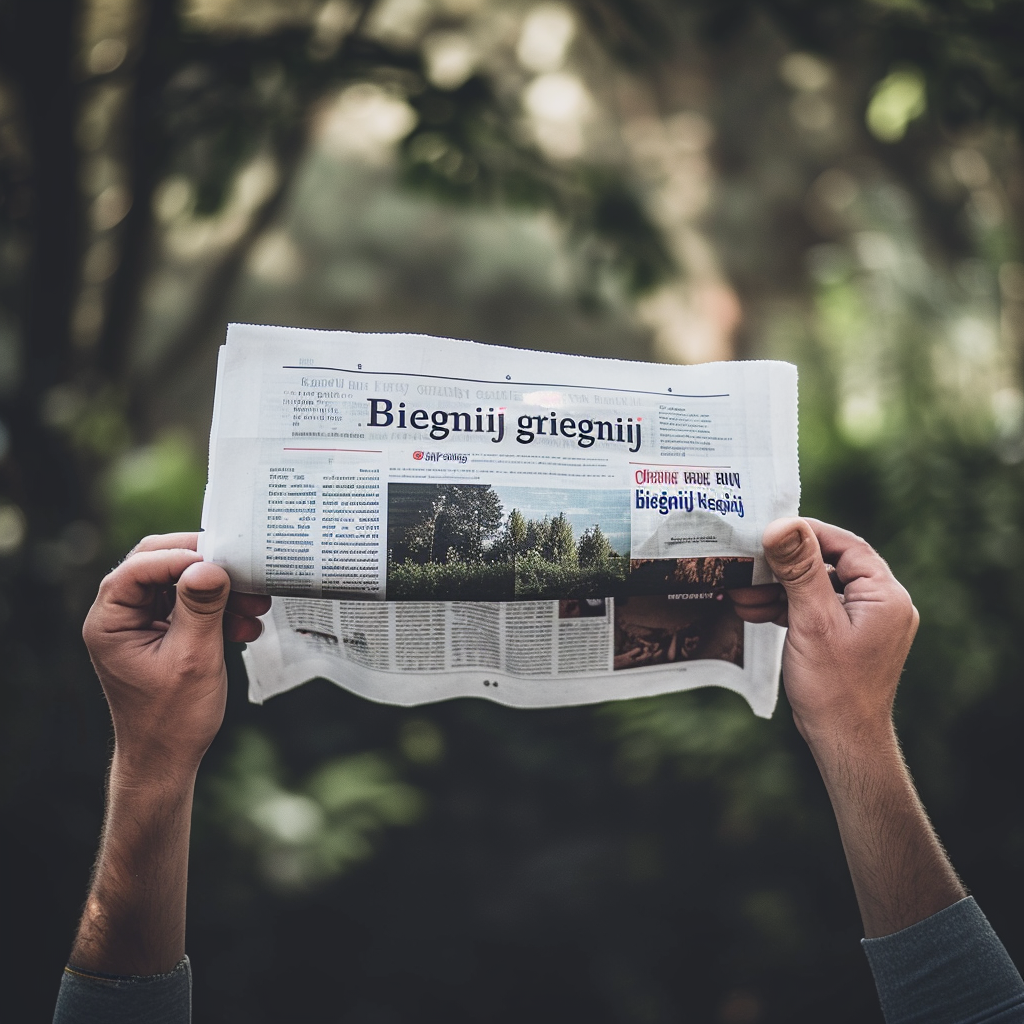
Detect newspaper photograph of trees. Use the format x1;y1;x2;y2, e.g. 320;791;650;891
386;483;628;600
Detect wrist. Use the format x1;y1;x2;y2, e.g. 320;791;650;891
109;743;202;795
797;713;967;939
73;744;197;976
796;712;901;775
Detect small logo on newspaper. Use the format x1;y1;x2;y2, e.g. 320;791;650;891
414;451;469;464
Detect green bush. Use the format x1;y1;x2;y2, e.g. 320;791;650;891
513;551;627;599
386;558;514;600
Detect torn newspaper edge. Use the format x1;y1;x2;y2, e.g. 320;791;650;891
199;323;799;718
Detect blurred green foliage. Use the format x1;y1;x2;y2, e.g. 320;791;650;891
200;726;423;890
104;430;207;550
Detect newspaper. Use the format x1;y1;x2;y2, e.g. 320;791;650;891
199;323;799;718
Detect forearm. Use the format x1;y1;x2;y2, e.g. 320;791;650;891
804;719;965;939
70;749;197;975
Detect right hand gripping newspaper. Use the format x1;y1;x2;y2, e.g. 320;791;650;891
199;324;799;718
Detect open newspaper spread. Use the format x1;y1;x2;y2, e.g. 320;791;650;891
199;323;799;717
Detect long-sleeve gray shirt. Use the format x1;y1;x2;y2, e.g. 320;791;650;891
53;958;191;1024
862;899;1024;1023
54;898;1024;1023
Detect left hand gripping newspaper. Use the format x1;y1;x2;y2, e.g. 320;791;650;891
199;323;799;717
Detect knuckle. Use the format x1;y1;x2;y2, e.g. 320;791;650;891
122;542;144;563
910;602;921;630
82;605;115;652
893;586;916;623
122;535;157;562
848;533;881;560
85;572;120;632
903;598;920;636
96;567;119;594
880;584;920;644
776;555;818;586
175;647;213;683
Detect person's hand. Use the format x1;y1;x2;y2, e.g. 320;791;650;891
70;533;271;975
729;520;971;940
729;517;919;744
82;532;271;780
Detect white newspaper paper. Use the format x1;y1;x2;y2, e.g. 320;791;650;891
200;323;799;717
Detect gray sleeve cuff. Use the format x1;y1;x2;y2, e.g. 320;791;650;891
862;898;1024;1024
53;955;192;1024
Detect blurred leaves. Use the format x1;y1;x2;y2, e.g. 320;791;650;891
202;725;424;891
103;430;206;552
603;688;803;839
398;717;445;765
866;66;927;142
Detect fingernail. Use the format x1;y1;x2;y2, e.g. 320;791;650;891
776;529;802;558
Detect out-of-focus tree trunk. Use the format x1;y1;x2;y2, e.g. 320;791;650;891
95;0;175;383
0;0;86;535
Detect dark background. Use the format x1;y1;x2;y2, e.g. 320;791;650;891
1;2;1023;1022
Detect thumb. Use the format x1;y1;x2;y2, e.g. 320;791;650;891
168;560;231;646
763;518;842;626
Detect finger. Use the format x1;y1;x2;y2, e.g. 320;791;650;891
727;584;786;624
226;591;272;617
763;518;844;628
128;533;200;556
802;518;898;592
99;549;204;616
166;561;231;648
824;563;845;594
803;519;918;637
733;601;787;624
727;583;785;607
224;611;264;644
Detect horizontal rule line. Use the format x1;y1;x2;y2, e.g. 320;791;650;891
282;365;728;400
629;461;732;468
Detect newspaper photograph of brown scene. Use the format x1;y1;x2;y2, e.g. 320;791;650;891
627;556;754;594
613;595;744;670
558;598;607;619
